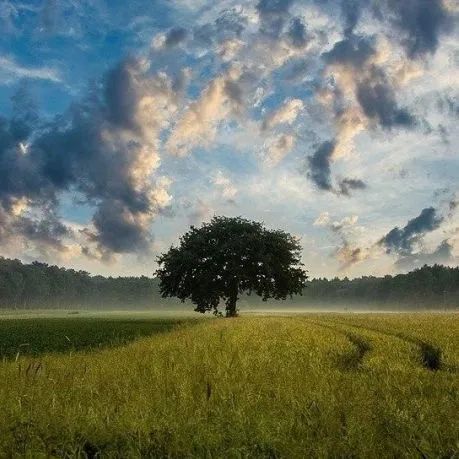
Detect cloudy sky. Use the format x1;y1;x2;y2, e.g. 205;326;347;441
0;0;458;279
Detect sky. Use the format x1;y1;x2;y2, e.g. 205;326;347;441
0;0;458;279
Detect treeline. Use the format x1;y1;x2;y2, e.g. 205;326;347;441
0;257;458;310
282;263;459;309
0;258;170;309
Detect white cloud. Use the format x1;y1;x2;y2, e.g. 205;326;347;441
314;212;331;226
263;98;304;130
212;170;237;199
0;56;62;84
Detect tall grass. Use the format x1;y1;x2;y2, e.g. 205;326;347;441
0;314;457;457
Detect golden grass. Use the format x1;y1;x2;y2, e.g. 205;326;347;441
0;314;457;457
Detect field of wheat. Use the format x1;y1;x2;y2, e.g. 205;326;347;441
0;313;457;457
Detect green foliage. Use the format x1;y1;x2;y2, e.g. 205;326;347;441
0;314;457;457
0;317;183;360
156;216;308;316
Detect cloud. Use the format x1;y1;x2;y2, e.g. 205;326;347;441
326;204;457;271
317;33;419;188
376;0;452;58
306;140;367;196
166;66;259;155
356;67;417;129
331;215;359;232
186;199;213;225
264;133;295;165
395;239;455;270
262;98;303;130
0;204;73;258
319;0;454;58
324;35;376;68
313;212;331;227
379;207;443;255
0;57;177;259
215;7;248;39
449;198;458;216
166;74;231;156
437;92;459;118
286;16;309;49
340;0;366;36
1;0;457;275
338;178;367;196
307;140;335;192
256;0;295;38
164;27;188;47
314;210;368;270
191;7;249;49
212;170;237;200
0;56;61;84
336;242;367;271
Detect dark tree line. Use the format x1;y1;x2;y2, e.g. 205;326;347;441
276;263;459;309
0;258;167;309
0;257;458;310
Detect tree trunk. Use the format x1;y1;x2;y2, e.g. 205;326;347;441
226;283;239;317
225;296;238;317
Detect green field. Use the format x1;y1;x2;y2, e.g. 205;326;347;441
0;312;457;457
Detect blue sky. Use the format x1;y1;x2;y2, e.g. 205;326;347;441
0;0;458;278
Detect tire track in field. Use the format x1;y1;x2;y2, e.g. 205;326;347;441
319;319;443;371
305;320;372;371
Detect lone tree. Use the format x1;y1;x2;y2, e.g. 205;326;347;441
156;216;308;317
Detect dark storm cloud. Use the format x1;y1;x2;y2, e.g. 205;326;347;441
164;27;188;47
338;178;367;196
0;58;169;257
324;35;375;67
307;142;367;196
340;0;366;36
357;68;417;129
379;207;443;255
256;0;295;37
286;17;309;49
375;0;452;58
104;57;140;131
307;140;335;192
318;0;453;59
92;200;151;253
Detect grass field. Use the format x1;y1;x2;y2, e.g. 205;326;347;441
0;312;457;457
0;316;187;360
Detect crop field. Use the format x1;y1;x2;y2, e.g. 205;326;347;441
0;315;188;360
0;312;457;458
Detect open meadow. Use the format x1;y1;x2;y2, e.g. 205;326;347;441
0;311;457;458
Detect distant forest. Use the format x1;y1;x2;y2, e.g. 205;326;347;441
0;257;458;310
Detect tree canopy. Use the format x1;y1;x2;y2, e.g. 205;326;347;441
155;216;308;317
